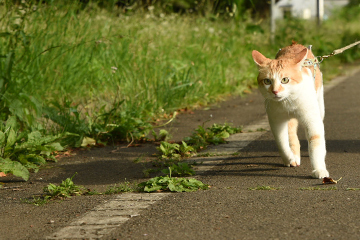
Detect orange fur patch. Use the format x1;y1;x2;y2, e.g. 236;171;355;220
309;135;321;147
309;135;320;141
288;119;300;157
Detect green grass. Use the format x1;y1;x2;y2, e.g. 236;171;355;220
248;185;280;190
4;2;360;121
300;186;337;191
1;1;360;179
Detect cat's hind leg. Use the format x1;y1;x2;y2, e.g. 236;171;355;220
288;118;301;166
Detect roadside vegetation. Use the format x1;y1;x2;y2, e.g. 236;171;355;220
1;0;360;180
24;122;240;204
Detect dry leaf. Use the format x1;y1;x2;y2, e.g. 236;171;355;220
81;137;96;147
0;172;6;177
322;177;342;184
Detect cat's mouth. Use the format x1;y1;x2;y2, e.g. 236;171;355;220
272;95;284;101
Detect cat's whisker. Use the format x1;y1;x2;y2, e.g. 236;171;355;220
264;99;270;111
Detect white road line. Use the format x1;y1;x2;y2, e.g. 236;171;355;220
46;193;170;239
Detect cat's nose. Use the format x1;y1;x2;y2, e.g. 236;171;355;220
272;90;279;95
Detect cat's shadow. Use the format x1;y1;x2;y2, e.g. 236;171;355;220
200;155;313;180
200;137;360;179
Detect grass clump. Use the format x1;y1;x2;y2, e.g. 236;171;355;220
24;173;85;205
137;122;240;192
104;182;134;195
184;123;242;151
24;175;136;205
141;123;241;177
0;116;64;181
43;174;86;199
299;187;337;191
138;175;208;193
248;185;280;191
138;167;208;193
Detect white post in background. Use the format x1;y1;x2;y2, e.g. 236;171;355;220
317;0;324;26
270;0;276;43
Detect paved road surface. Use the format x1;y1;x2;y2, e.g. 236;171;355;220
107;69;360;240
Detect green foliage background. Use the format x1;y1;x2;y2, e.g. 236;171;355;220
0;0;360;179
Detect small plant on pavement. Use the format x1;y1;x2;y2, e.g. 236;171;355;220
184;123;242;151
299;186;337;191
248;186;280;190
138;167;208;192
104;182;134;194
141;123;241;178
23;173;85;205
152;129;171;142
161;162;195;176
158;141;195;160
43;173;86;199
158;141;181;160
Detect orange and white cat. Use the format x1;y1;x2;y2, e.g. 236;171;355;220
252;42;329;179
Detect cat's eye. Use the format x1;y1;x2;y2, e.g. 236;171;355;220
281;77;290;84
263;78;271;85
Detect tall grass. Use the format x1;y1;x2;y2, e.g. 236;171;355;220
1;1;360;141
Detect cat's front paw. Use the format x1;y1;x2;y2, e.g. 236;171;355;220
312;169;329;179
284;155;301;167
290;155;301;167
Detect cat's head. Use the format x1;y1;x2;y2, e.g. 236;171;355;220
251;48;309;102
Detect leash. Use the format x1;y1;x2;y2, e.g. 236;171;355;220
302;40;360;80
317;40;360;62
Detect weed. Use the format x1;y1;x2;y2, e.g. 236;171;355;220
158;141;181;160
0;116;64;180
138;167;208;192
133;155;144;163
248;186;280;190
299;187;337;191
86;189;103;195
152;129;171;142
142;168;158;178
43;173;86;199
157;141;196;160
23;173;85;205
256;128;267;132
24;176;136;205
104;182;134;194
141;123;241;177
184;123;242;151
22;196;50;206
346;188;360;191
161;162;195;176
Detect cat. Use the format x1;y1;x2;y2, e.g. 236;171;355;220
251;42;329;179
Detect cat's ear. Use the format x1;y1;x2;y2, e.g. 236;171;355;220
293;48;308;66
252;50;270;67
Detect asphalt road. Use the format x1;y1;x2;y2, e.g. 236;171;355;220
1;68;360;240
107;69;360;240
